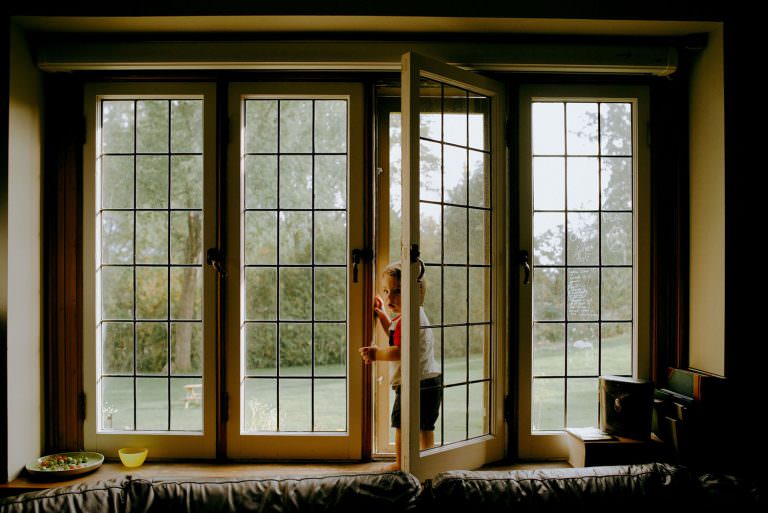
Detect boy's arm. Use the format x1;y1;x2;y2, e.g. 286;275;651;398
373;295;392;332
359;345;400;364
374;308;391;332
372;345;400;361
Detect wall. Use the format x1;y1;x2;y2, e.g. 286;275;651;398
6;22;43;481
688;25;725;375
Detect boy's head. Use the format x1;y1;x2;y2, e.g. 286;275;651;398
381;260;426;311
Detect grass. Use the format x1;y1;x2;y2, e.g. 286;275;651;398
99;335;631;438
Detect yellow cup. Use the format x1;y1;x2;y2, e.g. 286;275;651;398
118;447;148;468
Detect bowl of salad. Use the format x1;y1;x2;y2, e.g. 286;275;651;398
26;452;104;477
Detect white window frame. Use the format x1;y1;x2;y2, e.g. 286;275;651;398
517;84;651;460
83;82;218;458
225;82;365;459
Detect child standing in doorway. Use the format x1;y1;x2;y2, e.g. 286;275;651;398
359;261;442;470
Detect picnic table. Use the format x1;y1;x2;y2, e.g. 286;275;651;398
183;384;202;408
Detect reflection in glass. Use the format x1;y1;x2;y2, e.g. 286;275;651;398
567;268;599;321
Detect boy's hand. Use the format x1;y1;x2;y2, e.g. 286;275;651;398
373;295;383;317
359;346;377;364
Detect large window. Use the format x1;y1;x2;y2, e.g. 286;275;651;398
84;83;218;458
225;83;365;459
518;85;650;459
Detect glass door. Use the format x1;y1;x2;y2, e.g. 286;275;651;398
517;85;650;459
226;83;365;459
399;53;507;479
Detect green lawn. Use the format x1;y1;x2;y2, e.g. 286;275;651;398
100;335;630;438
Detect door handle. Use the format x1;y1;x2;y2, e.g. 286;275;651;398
207;248;226;278
351;248;374;283
519;250;531;285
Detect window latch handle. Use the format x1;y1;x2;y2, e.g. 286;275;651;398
207;248;226;278
520;250;531;285
351;248;373;283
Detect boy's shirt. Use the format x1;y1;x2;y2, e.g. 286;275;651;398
388;308;440;385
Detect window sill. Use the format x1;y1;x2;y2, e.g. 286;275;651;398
0;459;571;497
0;461;394;497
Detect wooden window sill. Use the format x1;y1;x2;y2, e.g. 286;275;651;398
0;461;394;497
0;460;570;497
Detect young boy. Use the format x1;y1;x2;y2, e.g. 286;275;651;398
359;261;442;469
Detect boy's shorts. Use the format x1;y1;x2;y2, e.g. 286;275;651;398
391;375;442;431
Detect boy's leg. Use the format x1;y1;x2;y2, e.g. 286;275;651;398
395;428;402;469
419;429;435;450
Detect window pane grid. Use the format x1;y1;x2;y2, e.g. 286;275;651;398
531;101;634;431
419;82;492;447
242;98;348;433
98;98;204;433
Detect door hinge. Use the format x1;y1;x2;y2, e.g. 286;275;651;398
79;391;87;422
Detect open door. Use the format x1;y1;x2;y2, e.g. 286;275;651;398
399;52;507;479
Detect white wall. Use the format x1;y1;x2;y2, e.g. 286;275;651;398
6;22;43;481
689;25;725;376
